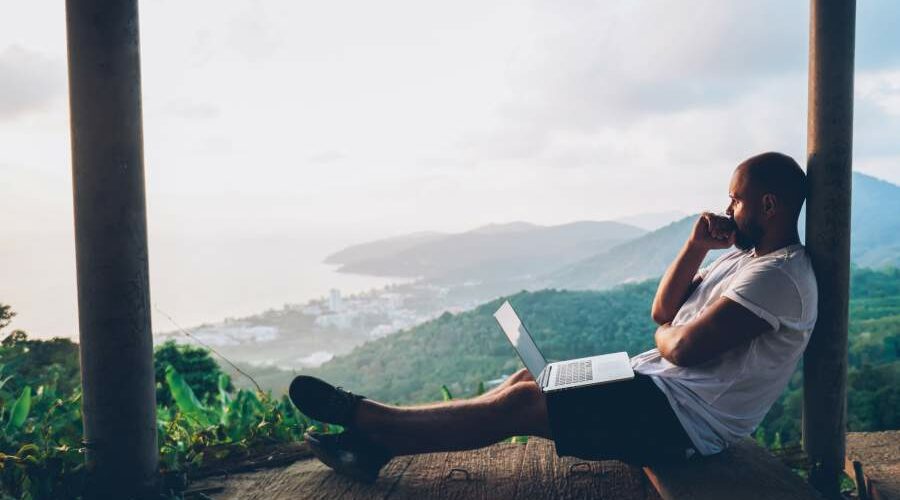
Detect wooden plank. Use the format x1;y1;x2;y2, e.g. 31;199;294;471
195;462;307;500
244;455;415;500
369;444;525;500
385;451;454;499
340;456;415;500
383;442;527;500
600;459;661;500
439;442;526;500
199;439;657;499
512;438;568;499
514;438;653;500
243;459;339;500
845;431;900;500
644;439;825;500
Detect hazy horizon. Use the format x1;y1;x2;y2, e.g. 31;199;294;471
3;1;900;338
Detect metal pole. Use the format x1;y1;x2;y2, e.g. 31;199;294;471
66;0;159;497
804;0;855;498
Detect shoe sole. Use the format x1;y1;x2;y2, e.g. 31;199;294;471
305;433;379;484
289;376;358;427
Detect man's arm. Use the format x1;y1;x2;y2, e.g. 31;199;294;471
651;213;735;325
654;297;773;367
651;242;707;324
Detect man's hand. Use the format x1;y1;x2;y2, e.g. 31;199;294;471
689;212;736;251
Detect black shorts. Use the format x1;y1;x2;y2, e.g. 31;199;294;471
545;373;698;466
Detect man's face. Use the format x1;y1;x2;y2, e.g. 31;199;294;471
725;168;765;251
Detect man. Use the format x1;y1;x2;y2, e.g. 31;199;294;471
289;151;818;482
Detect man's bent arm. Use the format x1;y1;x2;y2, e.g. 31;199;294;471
655;297;773;366
651;241;707;325
652;213;735;325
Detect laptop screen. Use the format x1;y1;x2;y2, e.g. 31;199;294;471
493;301;547;378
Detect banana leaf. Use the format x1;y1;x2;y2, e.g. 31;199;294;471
0;375;13;393
224;390;263;435
6;386;31;432
165;366;214;427
217;373;232;407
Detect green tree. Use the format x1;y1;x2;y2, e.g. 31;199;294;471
0;303;14;331
0;304;81;397
154;340;233;407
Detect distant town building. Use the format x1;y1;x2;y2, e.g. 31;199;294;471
329;289;342;312
301;304;323;316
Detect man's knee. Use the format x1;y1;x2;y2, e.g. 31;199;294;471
508;368;532;384
495;381;544;413
492;381;550;436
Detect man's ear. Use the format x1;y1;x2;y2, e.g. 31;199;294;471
762;194;777;217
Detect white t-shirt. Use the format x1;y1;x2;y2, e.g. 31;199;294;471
630;243;818;456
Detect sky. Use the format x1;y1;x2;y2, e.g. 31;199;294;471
2;1;899;338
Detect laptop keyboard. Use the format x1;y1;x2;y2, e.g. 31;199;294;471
555;360;593;386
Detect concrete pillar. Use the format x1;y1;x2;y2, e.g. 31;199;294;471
803;0;855;498
66;0;159;497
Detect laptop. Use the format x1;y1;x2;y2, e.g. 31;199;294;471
492;300;634;393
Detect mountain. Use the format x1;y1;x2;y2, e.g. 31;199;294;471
200;171;900;383
323;231;449;267
542;216;724;290
467;221;540;235
798;172;900;269
615;210;688;231
325;220;647;284
546;171;900;291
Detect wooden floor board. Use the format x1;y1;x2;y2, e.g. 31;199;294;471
200;438;655;499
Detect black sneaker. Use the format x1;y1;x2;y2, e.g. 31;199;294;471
305;430;393;483
289;375;364;427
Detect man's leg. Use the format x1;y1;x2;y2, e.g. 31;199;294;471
475;368;534;399
366;367;533;411
352;378;551;455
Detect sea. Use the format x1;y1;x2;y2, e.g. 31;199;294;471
1;229;409;340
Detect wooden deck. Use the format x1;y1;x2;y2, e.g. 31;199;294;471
191;438;662;500
846;431;900;500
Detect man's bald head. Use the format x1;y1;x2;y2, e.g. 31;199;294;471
735;152;807;221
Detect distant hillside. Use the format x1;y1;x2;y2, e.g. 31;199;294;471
308;282;660;403
547;171;900;291
323;231;449;267
325;221;646;284
615;210;688;231
542;215;724;290
798;172;900;269
304;268;900;446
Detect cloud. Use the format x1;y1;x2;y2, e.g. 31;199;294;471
162;100;220;119
226;1;282;61
451;1;814;166
0;45;63;120
857;70;900;117
855;70;900;159
307;150;346;164
509;2;806;119
857;0;900;70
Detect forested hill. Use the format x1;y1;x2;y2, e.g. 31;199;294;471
307;267;900;424
309;282;660;404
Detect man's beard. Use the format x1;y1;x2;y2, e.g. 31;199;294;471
734;219;764;251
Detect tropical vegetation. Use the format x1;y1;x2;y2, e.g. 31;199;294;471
0;266;897;497
0;308;316;499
